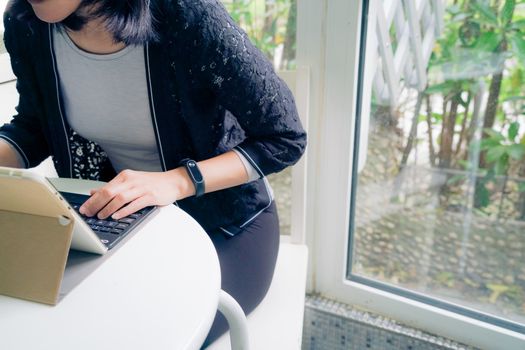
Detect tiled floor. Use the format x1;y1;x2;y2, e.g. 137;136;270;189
302;294;479;350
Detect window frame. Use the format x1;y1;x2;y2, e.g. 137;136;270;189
297;0;525;348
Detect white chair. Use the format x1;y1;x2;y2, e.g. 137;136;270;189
206;67;310;350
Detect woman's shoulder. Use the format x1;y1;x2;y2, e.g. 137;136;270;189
158;0;237;37
161;0;228;19
3;1;31;33
3;1;46;53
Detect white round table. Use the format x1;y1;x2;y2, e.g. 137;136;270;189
0;179;222;350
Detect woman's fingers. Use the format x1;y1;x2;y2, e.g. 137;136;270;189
112;195;152;220
80;181;129;217
96;187;145;219
78;169;181;219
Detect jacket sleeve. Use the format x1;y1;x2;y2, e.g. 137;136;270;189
0;11;50;168
184;0;307;177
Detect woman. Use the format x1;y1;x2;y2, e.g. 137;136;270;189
0;0;306;346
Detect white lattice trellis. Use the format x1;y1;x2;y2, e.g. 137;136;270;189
373;0;445;107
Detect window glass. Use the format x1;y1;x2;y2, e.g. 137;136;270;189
349;0;525;328
222;0;296;71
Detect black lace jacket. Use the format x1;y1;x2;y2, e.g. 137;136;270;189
0;0;307;235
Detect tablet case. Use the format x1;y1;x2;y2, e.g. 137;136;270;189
0;174;74;305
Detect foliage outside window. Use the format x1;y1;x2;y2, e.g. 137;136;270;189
350;0;525;328
222;0;296;70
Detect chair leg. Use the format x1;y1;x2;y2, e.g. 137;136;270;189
217;290;250;350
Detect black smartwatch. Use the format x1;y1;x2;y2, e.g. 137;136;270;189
180;158;205;197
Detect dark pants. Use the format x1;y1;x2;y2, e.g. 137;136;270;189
201;201;280;347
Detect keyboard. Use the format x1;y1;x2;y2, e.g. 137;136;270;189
60;191;155;249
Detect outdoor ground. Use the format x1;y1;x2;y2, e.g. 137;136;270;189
267;116;525;324
353;125;525;325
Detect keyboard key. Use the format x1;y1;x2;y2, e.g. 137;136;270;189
119;218;135;224
86;218;96;224
111;228;124;235
106;221;119;228
129;213;141;219
96;232;119;246
116;223;129;230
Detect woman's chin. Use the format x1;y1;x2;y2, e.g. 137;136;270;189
28;0;81;23
32;11;69;23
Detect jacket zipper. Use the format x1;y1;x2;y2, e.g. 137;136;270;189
144;44;179;207
144;44;168;172
48;24;73;178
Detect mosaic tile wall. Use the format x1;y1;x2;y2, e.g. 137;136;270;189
302;294;479;350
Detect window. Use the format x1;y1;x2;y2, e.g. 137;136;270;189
349;0;525;331
304;0;525;348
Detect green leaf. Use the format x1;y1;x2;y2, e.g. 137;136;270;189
447;174;465;185
459;21;481;47
474;32;501;52
509;69;524;90
509;33;525;62
483;128;505;141
474;183;490;208
453;13;471;23
471;1;498;27
500;0;516;26
425;82;455;95
432;112;443;122
480;138;501;150
508;121;520;140
508;144;525;160
447;4;461;15
510;19;525;31
494;155;508;175
486;146;507;162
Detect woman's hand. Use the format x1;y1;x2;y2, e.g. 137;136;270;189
79;168;194;220
78;150;251;220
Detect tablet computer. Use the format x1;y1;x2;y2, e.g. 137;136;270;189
0;166;157;255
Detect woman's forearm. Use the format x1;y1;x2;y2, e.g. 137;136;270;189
168;150;251;199
80;150;252;219
0;140;24;168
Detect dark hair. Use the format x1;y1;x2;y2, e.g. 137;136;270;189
8;0;158;45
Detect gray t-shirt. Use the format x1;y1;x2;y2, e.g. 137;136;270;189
53;25;162;173
52;25;261;182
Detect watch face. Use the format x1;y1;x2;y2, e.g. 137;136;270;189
187;161;204;183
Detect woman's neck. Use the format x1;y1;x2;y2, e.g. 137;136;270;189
66;16;127;55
